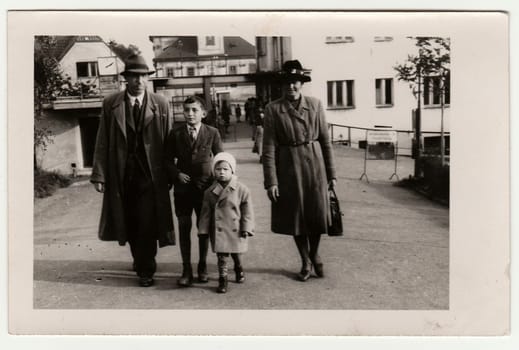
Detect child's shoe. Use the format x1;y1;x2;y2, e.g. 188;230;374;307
235;266;245;283
216;276;228;293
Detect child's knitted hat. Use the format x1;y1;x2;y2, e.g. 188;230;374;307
213;152;237;174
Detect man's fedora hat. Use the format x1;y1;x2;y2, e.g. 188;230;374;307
276;60;311;83
121;54;155;76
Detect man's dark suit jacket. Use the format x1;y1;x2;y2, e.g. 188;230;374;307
166;123;224;192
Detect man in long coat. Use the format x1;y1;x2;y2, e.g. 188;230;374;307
91;54;174;287
262;60;337;282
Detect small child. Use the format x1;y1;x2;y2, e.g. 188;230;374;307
198;152;254;293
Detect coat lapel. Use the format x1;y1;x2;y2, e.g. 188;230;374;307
112;92;127;139
213;176;238;204
142;90;157;130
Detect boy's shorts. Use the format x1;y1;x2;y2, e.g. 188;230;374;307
173;185;204;218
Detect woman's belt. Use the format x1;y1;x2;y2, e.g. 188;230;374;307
278;140;317;147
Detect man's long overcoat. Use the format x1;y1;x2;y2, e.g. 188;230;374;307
91;90;175;247
262;95;336;236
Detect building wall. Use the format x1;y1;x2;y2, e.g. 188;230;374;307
156;57;256;78
60;42;125;83
36;110;81;174
291;35;450;155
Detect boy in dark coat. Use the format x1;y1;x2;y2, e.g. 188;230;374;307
166;96;224;286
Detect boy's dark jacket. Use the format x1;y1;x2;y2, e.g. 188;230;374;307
165;123;223;191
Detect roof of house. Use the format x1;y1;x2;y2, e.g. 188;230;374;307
43;36;121;62
153;36;255;62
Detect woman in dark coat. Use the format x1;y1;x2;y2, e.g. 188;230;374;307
262;60;337;282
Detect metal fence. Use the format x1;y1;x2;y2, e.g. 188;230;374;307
328;123;450;157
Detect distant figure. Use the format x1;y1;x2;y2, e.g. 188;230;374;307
235;104;242;122
91;54;174;288
199;152;254;293
165;96;224;287
252;106;265;163
221;101;231;134
262;60;337;282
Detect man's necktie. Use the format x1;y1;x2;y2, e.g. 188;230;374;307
133;99;141;128
189;126;196;144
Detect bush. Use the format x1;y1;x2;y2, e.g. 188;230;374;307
395;156;449;205
34;169;72;198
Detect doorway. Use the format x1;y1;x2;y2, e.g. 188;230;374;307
79;117;100;168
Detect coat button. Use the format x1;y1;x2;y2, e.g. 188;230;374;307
217;227;222;232
232;229;237;232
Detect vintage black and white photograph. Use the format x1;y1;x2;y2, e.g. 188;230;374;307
7;11;509;336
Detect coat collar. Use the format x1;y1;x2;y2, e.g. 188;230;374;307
111;90;158;138
279;94;310;114
211;175;238;198
182;123;206;149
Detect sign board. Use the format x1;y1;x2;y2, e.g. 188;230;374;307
367;130;397;143
99;75;120;93
366;130;397;160
98;57;119;76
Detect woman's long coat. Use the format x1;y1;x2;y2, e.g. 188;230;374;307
90;90;175;247
262;95;336;236
198;176;254;253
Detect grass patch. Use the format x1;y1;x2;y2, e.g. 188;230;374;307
34;168;72;198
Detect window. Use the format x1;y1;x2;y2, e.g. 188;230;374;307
327;80;354;108
76;62;98;78
375;78;393;106
186;67;195;76
423;74;450;106
166;67;175;78
325;36;354;44
206;36;215;46
229;65;237;74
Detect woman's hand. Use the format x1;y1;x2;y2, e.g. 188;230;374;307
328;179;337;190
178;173;191;184
267;185;279;202
93;182;105;193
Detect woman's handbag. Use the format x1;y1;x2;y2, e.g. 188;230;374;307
328;188;344;236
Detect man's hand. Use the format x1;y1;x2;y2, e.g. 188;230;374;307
267;185;279;202
93;182;105;193
329;178;337;190
178;173;191;184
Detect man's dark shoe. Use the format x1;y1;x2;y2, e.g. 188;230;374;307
235;266;245;283
216;276;228;293
197;263;209;283
139;277;154;287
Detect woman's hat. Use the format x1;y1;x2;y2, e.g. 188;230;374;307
213;152;237;174
121;54;155;76
276;60;311;83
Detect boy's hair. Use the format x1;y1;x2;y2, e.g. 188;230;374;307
184;96;207;111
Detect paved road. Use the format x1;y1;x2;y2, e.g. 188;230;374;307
34;121;449;309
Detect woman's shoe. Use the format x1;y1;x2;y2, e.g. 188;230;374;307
313;263;324;278
235;266;245;283
216;276;228;293
297;267;311;282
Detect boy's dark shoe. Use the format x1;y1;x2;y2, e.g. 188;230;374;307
197;262;209;283
216;276;228;293
177;265;193;287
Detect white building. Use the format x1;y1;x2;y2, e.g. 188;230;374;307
291;35;450;156
149;36;257;122
36;36;125;174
